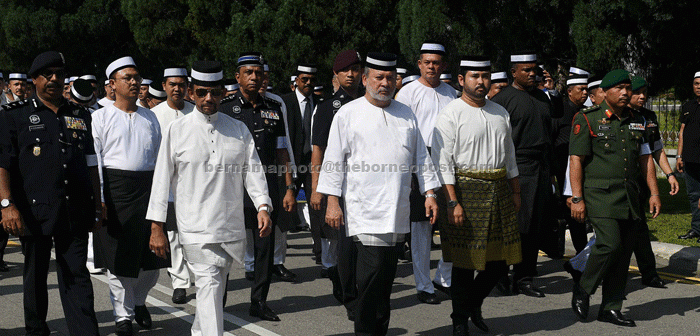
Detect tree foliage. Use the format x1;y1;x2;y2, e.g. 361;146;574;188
0;0;697;96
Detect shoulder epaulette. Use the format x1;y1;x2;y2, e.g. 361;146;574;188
220;95;236;104
581;105;601;114
262;95;281;107
66;100;90;114
1;99;28;111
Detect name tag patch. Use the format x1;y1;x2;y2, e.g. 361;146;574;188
28;124;45;131
598;125;611;131
64;116;87;131
629;123;645;131
260;110;279;120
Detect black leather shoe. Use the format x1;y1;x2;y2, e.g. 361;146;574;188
272;264;297;282
597;309;636;327
245;271;254;281
0;260;8;272
470;307;488;332
495;275;513;296
172;288;187;304
346;308;355;321
417;291;440;304
134;305;152;329
563;261;582;284
320;268;329;278
115;320;133;336
513;280;545;297
249;301;281;321
678;230;700;239
453;323;469;336
571;283;590;320
433;281;451;298
642;276;667;288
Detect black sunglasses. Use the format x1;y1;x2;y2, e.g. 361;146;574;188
194;88;224;97
40;68;67;80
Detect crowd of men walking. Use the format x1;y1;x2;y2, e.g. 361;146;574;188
0;41;697;336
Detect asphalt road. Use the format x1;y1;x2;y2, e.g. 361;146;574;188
1;232;700;336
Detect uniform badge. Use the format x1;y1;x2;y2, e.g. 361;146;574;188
264;119;269;124
332;100;341;108
73;110;79;116
233;106;241;114
260;110;280;120
33;146;41;156
629;123;645;131
597;133;605;137
598;125;611;130
29;115;40;124
73;132;78;138
599;118;608;124
646;122;657;128
64;116;88;131
573;124;581;135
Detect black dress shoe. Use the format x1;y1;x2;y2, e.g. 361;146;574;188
134;305;152;329
597;309;636;327
320;268;329;278
642;276;667;288
453;323;469;336
249;301;281;321
563;261;582;284
571;283;590;320
470;307;488;332
417;291;440;304
495;275;513;296
115;320;133;336
678;230;700;239
172;288;187;304
433;281;451;297
245;271;254;281
0;260;8;272
513;280;545;297
272;264;297;282
346;308;355;321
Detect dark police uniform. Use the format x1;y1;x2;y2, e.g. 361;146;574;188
570;101;648;311
679;99;700;236
219;91;285;305
0;97;99;335
311;88;358;307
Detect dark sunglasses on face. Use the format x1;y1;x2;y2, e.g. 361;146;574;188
194;88;224;97
40;69;67;79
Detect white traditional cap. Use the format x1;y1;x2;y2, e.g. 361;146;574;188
296;64;317;74
225;83;240;91
491;71;508;83
64;78;70;84
69;76;78;82
694;71;700;79
569;66;590;77
163;67;188;78
402;74;420;85
79;75;97;82
190;60;223;86
105;56;137;78
420;41;446;55
71;79;94;103
588;75;603;90
148;83;167;99
460;56;491;71
440;73;452;80
365;52;397;71
396;67;408;75
567;76;589;86
141;79;152;86
510;52;537;63
9;73;27;80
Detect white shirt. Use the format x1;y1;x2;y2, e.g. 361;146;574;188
295;89;313;121
152;100;196;202
432;99;519;185
317;97;441;237
97;97;114;107
146;110;271;246
395;79;458;147
92;104;161;171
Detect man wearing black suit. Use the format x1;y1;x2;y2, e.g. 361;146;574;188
282;64;322;261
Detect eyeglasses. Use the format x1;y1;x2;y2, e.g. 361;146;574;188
298;76;316;83
40;69;66;80
194;88;224;97
117;75;142;84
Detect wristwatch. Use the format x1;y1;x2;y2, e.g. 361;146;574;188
571;196;584;204
425;193;437;199
286;184;297;191
447;200;459;208
0;199;12;209
666;172;676;179
258;205;271;213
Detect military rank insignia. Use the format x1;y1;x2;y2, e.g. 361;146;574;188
573;124;581;135
260;110;280;120
64;116;87;131
629;123;645;131
33;146;41;156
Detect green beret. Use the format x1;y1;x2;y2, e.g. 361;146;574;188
630;75;647;91
600;69;631;89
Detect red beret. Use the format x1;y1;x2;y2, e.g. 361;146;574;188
333;50;361;73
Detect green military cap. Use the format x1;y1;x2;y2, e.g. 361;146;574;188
600;69;631;89
630;75;647;91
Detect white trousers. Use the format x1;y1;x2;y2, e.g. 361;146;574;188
410;221;452;292
188;261;227;336
106;269;159;322
86;232;96;271
321;238;338;269
168;230;192;289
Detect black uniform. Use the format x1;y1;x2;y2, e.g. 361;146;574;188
220;91;285;304
311;88;358;309
0;97;99;335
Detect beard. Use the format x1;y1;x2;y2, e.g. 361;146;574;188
367;85;395;102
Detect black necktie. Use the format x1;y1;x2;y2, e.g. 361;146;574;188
303;97;312;154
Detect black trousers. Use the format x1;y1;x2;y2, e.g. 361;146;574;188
21;232;99;336
244;207;275;303
338;218;358;313
451;261;508;325
354;242;401;336
0;227;8;261
635;218;659;281
513;231;539;282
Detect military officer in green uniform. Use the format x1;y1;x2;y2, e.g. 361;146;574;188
569;69;661;327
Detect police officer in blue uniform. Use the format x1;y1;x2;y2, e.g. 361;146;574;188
219;52;296;321
0;51;101;335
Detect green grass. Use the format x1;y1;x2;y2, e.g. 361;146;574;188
646;176;698;247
